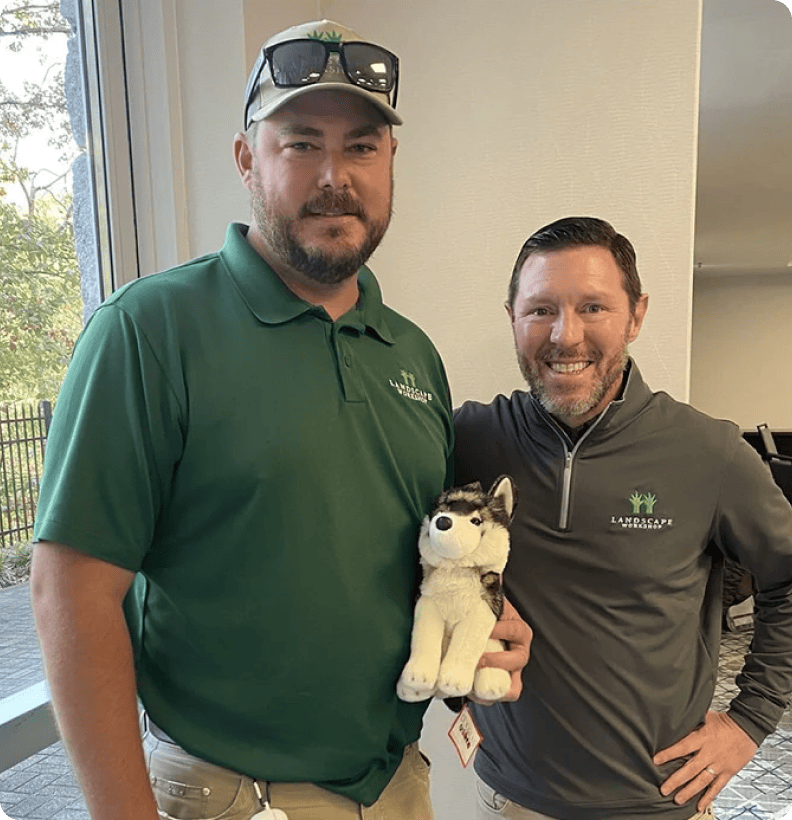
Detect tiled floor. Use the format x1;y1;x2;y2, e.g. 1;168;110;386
0;583;45;701
0;743;88;820
0;583;90;820
1;582;791;820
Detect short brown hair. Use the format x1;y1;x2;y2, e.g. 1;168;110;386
507;217;643;313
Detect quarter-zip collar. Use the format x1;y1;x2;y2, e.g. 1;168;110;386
518;359;654;530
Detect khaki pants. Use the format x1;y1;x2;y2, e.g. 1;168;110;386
475;775;716;820
141;713;433;820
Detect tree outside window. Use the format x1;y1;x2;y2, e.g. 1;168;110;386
1;1;85;584
1;0;83;404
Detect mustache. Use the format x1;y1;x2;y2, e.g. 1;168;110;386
300;192;366;220
542;348;599;362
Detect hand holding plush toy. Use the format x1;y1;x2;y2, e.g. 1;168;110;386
397;476;516;702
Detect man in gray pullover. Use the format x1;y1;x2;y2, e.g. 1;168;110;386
454;216;792;820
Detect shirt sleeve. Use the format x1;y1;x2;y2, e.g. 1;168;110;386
33;303;185;570
713;434;792;744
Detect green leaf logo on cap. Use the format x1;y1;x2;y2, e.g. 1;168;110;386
307;30;344;42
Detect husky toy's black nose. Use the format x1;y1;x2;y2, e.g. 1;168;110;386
435;515;453;531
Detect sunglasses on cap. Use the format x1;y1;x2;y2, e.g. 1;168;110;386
244;38;399;129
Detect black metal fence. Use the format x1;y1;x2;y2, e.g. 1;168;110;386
0;401;52;549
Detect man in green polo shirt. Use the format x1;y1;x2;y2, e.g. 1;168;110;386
30;19;530;820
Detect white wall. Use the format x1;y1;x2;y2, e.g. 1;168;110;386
172;0;248;253
691;273;792;428
316;0;701;406
120;0;248;273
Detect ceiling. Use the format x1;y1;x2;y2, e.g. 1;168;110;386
694;0;792;275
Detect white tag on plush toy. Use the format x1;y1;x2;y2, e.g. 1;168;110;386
447;703;483;767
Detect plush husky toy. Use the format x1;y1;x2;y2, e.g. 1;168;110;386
397;476;516;702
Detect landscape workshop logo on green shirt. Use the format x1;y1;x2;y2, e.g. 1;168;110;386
610;491;674;531
389;370;434;404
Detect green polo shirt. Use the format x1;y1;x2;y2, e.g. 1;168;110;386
34;223;453;805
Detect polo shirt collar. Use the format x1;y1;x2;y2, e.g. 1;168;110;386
219;223;393;344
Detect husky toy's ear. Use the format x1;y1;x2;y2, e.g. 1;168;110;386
489;475;517;521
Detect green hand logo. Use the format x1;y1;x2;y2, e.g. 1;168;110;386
629;491;644;514
629;492;658;514
400;370;416;388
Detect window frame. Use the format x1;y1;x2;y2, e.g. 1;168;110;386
78;0;140;291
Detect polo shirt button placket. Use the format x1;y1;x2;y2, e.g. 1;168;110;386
336;343;364;403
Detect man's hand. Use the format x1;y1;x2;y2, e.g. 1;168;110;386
472;598;532;703
653;711;758;811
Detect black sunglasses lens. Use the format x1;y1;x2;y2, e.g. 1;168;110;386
342;43;395;92
270;40;328;86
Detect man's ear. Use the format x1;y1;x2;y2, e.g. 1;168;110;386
505;302;514;323
628;293;649;343
233;133;254;188
391;136;398;157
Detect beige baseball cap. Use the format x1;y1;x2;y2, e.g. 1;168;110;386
244;20;401;129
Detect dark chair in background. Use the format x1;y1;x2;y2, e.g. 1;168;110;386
722;557;754;631
722;423;792;632
756;423;792;504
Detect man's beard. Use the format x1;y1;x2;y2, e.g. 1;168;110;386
250;174;392;286
517;342;629;422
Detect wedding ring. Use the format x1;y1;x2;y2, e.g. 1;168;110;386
705;766;716;776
